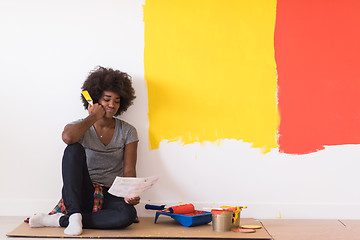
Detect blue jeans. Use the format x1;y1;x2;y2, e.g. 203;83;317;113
59;143;137;229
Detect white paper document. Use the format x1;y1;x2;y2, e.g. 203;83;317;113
108;176;159;198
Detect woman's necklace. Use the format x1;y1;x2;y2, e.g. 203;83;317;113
98;131;105;138
94;120;115;142
96;127;112;139
95;127;105;139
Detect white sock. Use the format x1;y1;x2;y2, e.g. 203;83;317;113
64;213;82;236
29;213;63;228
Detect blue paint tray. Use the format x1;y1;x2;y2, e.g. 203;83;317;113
154;210;212;227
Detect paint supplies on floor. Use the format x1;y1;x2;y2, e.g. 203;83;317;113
207;206;248;232
108;176;159;198
148;203;212;227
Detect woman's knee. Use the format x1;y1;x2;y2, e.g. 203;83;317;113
65;143;85;155
62;143;86;167
115;205;137;228
63;143;85;160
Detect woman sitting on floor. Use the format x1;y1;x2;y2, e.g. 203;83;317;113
29;66;140;235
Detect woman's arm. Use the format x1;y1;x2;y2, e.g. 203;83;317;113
123;141;140;205
123;141;138;177
62;103;105;145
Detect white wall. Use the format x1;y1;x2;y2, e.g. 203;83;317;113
1;0;360;219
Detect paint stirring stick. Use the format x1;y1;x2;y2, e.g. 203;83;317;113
82;90;93;106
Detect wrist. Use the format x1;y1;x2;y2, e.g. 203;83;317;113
85;114;99;124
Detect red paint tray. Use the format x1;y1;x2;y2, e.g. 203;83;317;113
154;210;212;227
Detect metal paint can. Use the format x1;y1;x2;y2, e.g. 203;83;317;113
211;210;233;232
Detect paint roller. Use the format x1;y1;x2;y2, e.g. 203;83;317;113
167;204;195;214
145;203;195;214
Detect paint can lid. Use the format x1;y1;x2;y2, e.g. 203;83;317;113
240;224;263;229
233;228;256;233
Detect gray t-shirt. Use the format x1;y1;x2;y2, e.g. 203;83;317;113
72;118;138;186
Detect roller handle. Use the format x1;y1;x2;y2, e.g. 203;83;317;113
145;204;166;210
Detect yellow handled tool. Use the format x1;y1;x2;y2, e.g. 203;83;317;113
82;90;93;106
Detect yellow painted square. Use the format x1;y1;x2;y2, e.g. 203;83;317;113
144;0;279;153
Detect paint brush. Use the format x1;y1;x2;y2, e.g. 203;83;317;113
82;90;93;106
